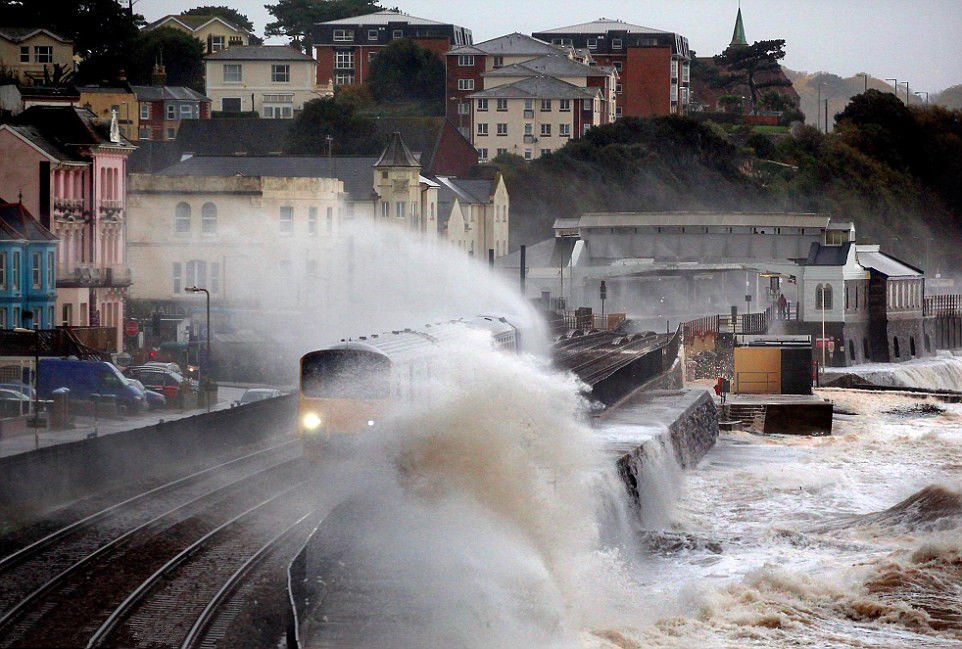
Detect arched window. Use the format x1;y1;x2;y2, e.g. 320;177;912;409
175;202;191;233
910;337;916;356
816;283;832;310
201;202;217;234
862;338;869;360
893;336;901;358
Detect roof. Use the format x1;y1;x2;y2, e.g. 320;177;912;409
130;85;210;102
318;9;446;26
578;212;829;229
451;33;559;57
434;177;494;229
730;8;748;47
0;201;57;241
155;156;380;200
483;54;610;79
144;14;249;34
7;106;134;161
77;85;135;95
802;242;852;266
469;76;599;100
856;248;923;278
205;46;314;62
535;18;670;35
374;132;420;168
0;26;72;43
127;140;184;174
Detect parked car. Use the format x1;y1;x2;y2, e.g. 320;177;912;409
237;388;283;405
0;382;36;399
124;366;190;403
125;378;167;410
37;359;145;413
142;361;185;376
0;388;31;417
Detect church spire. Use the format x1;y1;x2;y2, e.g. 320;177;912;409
730;6;748;47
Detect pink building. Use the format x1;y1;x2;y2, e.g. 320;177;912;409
0;106;135;350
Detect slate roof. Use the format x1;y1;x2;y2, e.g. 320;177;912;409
205;46;314;62
144;14;249;34
155;156;380;200
469;76;599;100
127;141;185;174
803;242;852;266
450;33;559;57
130;85;209;102
434;177;494;229
0;27;71;43
6;106;133;162
319;10;446;26
374;132;419;168
856;249;923;277
483;54;610;79
0;201;57;241
536;19;670;34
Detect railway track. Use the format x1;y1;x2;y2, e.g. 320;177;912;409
0;442;308;648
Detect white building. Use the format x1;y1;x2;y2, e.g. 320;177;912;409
204;46;317;118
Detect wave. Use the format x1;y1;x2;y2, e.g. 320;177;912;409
825;354;962;392
810;485;962;536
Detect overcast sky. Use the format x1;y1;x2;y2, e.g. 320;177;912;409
140;0;962;92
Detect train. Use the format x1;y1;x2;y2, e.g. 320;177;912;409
298;315;528;458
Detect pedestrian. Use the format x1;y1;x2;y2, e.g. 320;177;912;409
777;293;788;319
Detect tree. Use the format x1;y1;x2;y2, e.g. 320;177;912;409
713;40;792;113
127;27;206;91
283;97;383;155
182;5;255;32
367;38;444;113
265;0;383;51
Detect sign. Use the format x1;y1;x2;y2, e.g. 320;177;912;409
745;294;752;303
124;320;139;337
599;281;607;300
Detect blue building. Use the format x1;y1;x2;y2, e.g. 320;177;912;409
0;199;58;329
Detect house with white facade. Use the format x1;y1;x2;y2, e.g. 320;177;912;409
204;46;317;118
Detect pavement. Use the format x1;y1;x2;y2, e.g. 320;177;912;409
0;386;249;459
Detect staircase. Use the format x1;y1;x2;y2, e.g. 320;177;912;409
722;403;768;433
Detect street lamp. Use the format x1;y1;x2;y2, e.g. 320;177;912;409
885;78;899;102
14;315;40;427
818;284;827;371
915;91;929;105
856;73;868;92
900;81;910;104
185;286;210;410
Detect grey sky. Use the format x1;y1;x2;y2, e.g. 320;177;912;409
140;0;962;92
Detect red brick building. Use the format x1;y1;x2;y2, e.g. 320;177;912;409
131;84;211;141
311;9;472;90
532;19;691;118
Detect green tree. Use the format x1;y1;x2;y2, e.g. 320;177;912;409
833;89;920;172
283;97;383;154
265;0;383;51
713;40;792;113
367;38;444;113
127;27;206;91
182;5;255;32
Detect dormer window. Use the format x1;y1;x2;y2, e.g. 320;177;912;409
587;37;598;50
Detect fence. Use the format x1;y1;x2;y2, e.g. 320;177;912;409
560;313;627;332
682;310;770;339
924;294;962;317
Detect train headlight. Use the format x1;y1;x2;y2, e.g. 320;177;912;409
302;412;322;431
367;420;375;427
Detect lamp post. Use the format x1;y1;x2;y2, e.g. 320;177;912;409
185;286;210;410
449;95;465;135
818;284;827;372
914;91;929;105
14;314;40;430
885;78;899;102
856;73;868;92
900;81;910;104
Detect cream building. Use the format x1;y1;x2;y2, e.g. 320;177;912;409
0;28;73;85
436;176;509;258
204;46;317;117
77;86;140;141
142;15;251;54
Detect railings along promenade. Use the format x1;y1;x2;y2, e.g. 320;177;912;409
924;294;962;317
681;310;771;340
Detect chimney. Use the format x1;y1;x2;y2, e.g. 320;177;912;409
150;63;167;86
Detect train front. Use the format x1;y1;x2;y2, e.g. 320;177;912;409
298;343;392;460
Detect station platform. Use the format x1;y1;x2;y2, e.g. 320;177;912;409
719;393;833;435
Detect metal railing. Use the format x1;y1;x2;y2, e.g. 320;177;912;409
924;294;962;317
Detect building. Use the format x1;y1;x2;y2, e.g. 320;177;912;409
204;46;317;117
0;27;73;85
0;83;80;115
436;175;509;257
312;9;472;91
0;199;57;329
0;106;135;348
77;85;140;141
142;14;252;54
468;76;605;160
131;83;211;140
532;19;691;117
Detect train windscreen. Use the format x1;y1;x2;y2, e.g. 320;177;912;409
301;350;391;399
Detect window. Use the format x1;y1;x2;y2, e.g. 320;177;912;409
263;104;294;118
587;37;597;50
223;64;242;82
616;82;623;94
175;202;191;233
368;51;377;62
381;201;389;218
210;263;220;294
0;308;5;329
540;99;551;112
334;72;355;86
496;98;508;111
180;104;194;118
458;78;475;91
613;61;623;71
559;99;571;112
306;259;318;276
333;29;353;42
524;122;532;136
368;29;378;40
335;50;354;68
34;46;53;63
308;207;318;235
167;127;176;140
682;61;690;83
47;251;54;286
612;38;623;49
221;97;241;112
523;99;533;111
186;259;207;289
559;123;571;137
477;98;488;111
326;207;333;232
496;123;507;136
19;46;28;63
477;122;488;136
458;55;475;66
172;262;182;294
816;283;833;310
497;147;507;156
458;101;470;115
210;35;225;52
166;104;176;119
279;206;293;233
201;202;217;234
540;148;550;157
271;64;290;82
0;252;5;289
392;29;403;39
524;149;532;160
540;123;551;137
13;307;19;327
140;103;150;120
395;202;404;219
477;147;488;161
616;106;623;118
493;56;504;68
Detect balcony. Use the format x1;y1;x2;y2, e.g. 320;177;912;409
57;264;132;288
53;198;86;221
99;200;124;220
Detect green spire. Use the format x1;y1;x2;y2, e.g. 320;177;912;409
730;7;748;47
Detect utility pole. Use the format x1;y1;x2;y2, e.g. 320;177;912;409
824;98;828;134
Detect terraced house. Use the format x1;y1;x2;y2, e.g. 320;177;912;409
0;199;57;330
0;27;73;85
204;46;316;118
142;14;252;53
